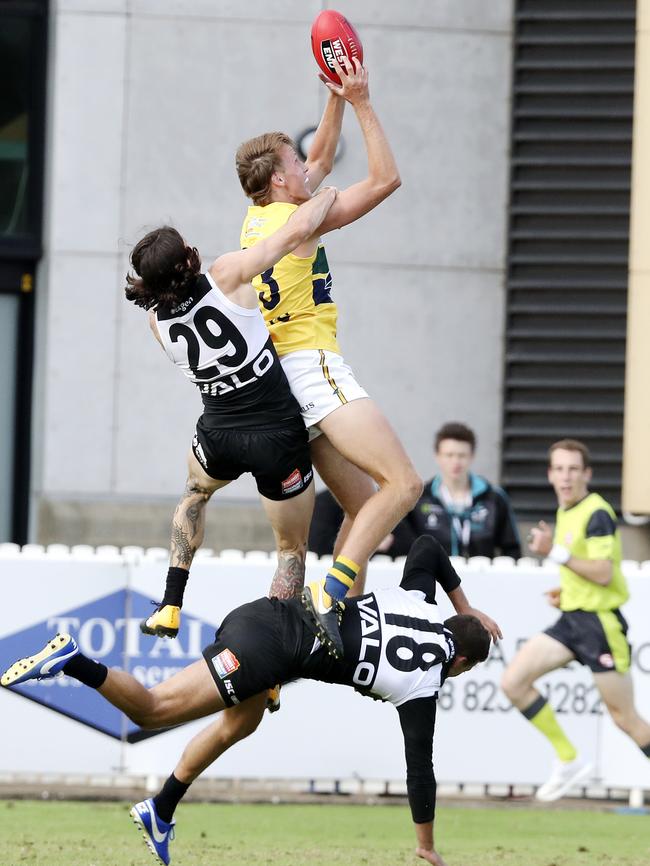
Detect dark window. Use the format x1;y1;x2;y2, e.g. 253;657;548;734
0;0;48;542
0;0;47;258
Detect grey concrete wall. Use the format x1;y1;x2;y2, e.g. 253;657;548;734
35;0;514;545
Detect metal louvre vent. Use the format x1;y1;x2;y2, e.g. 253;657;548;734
502;0;635;518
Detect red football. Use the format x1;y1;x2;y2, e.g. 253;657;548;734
311;9;364;86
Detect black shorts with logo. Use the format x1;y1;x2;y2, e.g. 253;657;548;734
192;415;312;501
202;597;317;706
544;609;631;674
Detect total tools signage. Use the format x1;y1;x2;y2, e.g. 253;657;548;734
0;554;648;788
0;589;215;741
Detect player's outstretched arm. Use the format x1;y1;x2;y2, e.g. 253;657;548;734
315;56;401;235
305;88;345;190
397;698;451;866
446;585;502;643
211;186;337;292
402;536;502;642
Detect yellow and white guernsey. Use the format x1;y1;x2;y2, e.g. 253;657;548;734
240;201;339;357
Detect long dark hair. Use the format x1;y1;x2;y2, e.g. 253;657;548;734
125;226;201;310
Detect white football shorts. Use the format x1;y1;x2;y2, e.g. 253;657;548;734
280;349;369;437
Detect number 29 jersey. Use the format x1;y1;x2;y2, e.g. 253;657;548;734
156;272;300;428
240;202;340;357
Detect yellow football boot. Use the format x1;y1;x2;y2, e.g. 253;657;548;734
140;604;181;638
266;684;281;714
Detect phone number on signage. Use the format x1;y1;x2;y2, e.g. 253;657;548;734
437;680;603;715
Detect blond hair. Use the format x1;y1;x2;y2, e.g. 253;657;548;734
235;132;296;205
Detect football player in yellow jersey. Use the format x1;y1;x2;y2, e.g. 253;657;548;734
502;439;650;801
236;56;501;657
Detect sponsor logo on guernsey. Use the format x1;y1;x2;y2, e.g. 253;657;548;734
213;648;240;679
171;296;194;315
198;348;274;397
353;596;381;689
268;313;291;326
282;468;311;495
244;217;267;240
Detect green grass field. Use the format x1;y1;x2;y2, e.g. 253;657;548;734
2;800;649;866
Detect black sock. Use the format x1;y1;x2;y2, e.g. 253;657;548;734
162;567;190;608
153;773;190;823
63;654;108;688
641;741;650;758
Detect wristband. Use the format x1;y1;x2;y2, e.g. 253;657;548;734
548;544;571;565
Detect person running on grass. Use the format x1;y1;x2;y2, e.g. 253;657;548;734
502;439;650;801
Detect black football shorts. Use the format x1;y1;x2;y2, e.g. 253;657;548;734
202;597;314;706
545;609;631;674
192;416;312;501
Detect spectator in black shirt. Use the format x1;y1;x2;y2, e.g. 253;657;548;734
407;422;521;559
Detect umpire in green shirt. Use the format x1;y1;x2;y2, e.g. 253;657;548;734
502;438;650;802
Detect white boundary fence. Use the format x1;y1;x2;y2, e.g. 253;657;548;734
1;544;649;792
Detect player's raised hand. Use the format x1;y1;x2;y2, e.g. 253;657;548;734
544;587;562;608
416;847;451;866
467;606;503;642
528;520;553;556
322;56;369;103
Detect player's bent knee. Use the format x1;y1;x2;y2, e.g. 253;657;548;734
405;471;424;507
390;471;423;512
223;703;265;742
609;706;633;734
500;669;521;702
230;712;263;741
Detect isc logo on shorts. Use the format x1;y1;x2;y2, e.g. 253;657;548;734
192;434;208;469
282;468;312;495
213;648;240;679
222;678;239;704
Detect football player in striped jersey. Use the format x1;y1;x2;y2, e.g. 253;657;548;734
2;536;491;866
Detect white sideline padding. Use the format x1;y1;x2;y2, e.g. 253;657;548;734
0;551;648;790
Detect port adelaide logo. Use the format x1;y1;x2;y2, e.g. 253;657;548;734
0;591;216;742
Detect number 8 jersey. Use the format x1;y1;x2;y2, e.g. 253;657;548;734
338;587;455;706
156;272;300;428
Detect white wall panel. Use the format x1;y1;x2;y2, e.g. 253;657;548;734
47;12;126;252
41;254;121;493
333;0;513;32
332;264;505;483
